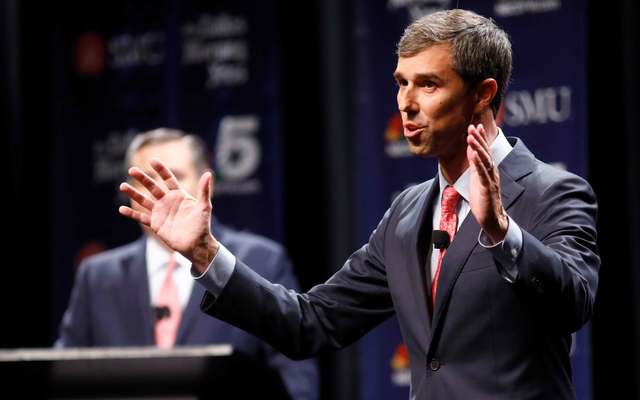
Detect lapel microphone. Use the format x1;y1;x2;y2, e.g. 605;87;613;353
432;230;450;249
152;305;171;321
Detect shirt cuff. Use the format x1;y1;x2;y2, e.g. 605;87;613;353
478;215;523;283
191;243;237;297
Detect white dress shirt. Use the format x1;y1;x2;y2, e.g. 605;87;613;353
146;236;194;309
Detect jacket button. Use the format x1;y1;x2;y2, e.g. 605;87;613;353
428;359;440;371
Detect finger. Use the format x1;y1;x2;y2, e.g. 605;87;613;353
472;151;493;186
119;182;155;211
198;172;213;204
118;205;151;226
467;124;478;138
128;167;166;199
470;124;491;155
467;133;494;173
150;158;181;191
467;124;488;157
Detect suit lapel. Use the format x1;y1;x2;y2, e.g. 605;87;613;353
497;137;532;212
426;137;532;355
429;208;481;341
119;238;155;345
407;179;440;336
175;282;205;344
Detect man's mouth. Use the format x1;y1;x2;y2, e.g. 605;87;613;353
403;124;424;139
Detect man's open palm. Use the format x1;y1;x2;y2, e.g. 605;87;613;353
119;158;218;271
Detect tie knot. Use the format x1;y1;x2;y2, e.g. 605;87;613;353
441;185;461;214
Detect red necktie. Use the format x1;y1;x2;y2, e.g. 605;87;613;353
431;185;461;307
155;256;181;348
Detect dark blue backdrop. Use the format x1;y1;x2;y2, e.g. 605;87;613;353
51;0;285;336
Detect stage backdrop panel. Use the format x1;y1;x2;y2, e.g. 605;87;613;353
51;0;285;336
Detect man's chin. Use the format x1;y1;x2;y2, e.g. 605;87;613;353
406;140;434;158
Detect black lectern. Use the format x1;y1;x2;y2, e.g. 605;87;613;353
0;345;291;399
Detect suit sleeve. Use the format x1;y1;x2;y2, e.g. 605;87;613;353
199;197;400;361
513;174;600;333
259;249;320;400
55;261;92;347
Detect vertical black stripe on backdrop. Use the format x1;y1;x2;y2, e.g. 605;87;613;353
620;0;640;399
588;0;638;399
1;1;55;347
276;1;357;400
23;1;55;346
0;0;20;348
278;1;326;310
318;1;358;400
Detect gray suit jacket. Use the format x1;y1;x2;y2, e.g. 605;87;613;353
201;138;599;399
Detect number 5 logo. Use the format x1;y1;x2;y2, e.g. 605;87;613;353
215;115;262;181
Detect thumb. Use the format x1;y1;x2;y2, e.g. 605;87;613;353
198;171;214;205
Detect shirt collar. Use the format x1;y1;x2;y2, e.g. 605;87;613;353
145;236;190;274
437;127;512;203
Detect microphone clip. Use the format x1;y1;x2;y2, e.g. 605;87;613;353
153;305;171;321
432;230;450;250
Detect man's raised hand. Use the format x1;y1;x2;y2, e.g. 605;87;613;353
119;158;219;273
467;124;508;244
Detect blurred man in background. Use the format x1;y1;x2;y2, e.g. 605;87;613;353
56;128;318;400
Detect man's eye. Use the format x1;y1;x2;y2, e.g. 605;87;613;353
395;79;407;87
420;81;436;88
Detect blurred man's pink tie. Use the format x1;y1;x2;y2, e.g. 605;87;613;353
155;256;181;348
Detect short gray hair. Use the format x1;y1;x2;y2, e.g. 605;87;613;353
397;9;512;115
124;128;210;173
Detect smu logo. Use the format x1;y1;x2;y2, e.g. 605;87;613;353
502;86;572;127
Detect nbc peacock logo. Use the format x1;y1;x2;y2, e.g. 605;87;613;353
384;113;412;158
390;343;411;386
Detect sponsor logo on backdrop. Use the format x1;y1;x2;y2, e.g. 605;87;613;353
93;129;138;183
74;32;107;76
214;115;263;196
494;0;561;17
387;0;451;19
182;13;249;89
502;86;571;127
390;343;411;386
108;32;165;69
385;113;413;158
74;30;165;75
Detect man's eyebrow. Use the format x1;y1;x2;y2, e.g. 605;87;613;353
392;72;442;82
415;73;441;81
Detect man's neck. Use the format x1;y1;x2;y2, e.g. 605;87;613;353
439;118;498;185
439;151;469;185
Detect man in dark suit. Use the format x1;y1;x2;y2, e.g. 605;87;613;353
57;128;319;400
119;10;599;399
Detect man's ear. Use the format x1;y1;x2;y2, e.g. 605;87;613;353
474;78;498;114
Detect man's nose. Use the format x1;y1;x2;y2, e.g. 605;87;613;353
398;87;418;113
